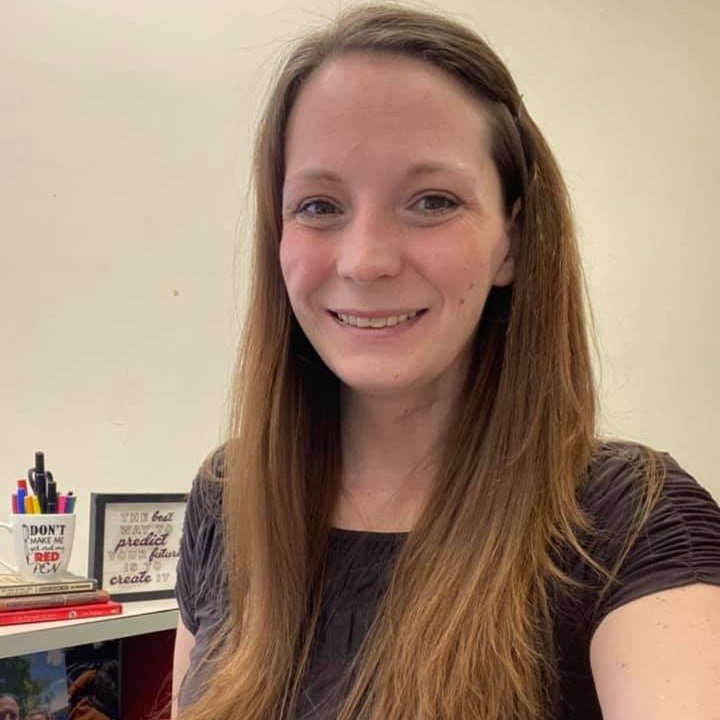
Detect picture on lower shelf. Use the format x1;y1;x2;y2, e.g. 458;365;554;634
0;639;120;720
0;648;67;720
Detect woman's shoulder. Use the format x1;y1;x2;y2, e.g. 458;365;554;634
579;439;714;521
186;444;227;521
570;439;720;628
577;439;720;559
198;444;227;482
566;441;720;637
177;445;228;635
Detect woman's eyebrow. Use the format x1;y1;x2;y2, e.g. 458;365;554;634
285;161;474;186
284;168;342;185
404;161;474;178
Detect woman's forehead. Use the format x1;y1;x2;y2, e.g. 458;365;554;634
284;52;494;177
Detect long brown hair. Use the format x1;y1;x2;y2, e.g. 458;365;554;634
178;4;663;719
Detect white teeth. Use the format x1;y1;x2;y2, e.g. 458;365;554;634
336;311;420;329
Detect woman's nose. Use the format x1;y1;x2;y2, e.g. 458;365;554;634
335;208;404;283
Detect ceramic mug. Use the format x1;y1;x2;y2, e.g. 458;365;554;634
0;513;76;580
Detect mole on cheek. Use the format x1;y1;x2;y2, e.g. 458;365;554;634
469;282;475;289
459;297;465;305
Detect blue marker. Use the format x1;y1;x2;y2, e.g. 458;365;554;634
16;480;26;514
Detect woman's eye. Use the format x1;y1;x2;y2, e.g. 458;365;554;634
412;194;459;213
296;198;340;217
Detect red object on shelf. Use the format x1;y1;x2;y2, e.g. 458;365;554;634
121;628;175;720
0;600;122;625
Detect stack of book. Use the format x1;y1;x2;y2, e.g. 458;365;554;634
0;574;122;625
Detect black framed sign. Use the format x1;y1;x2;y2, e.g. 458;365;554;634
88;493;187;602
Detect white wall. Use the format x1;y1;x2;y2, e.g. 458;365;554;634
1;0;718;575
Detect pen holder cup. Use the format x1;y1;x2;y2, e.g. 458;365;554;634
0;513;76;581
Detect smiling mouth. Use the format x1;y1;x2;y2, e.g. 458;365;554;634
331;310;427;329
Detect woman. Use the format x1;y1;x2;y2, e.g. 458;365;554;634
172;5;720;719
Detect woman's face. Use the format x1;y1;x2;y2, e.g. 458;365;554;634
280;52;516;397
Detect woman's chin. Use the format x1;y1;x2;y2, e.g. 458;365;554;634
336;372;418;397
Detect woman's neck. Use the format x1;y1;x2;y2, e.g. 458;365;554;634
333;379;461;532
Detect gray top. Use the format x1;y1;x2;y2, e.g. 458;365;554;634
176;442;720;718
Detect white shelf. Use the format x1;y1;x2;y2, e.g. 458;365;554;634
0;598;178;658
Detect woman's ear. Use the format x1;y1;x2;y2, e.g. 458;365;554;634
492;198;522;287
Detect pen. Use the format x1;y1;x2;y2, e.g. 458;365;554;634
37;473;47;514
28;450;43;493
28;451;48;513
47;478;57;514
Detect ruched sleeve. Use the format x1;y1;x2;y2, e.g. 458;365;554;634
175;450;226;635
581;443;720;633
175;450;229;710
553;443;720;719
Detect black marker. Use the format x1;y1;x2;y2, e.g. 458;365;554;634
27;451;43;493
28;451;48;513
46;478;58;514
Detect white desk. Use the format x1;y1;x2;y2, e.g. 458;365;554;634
0;598;178;659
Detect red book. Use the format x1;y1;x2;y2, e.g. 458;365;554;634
0;600;122;626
